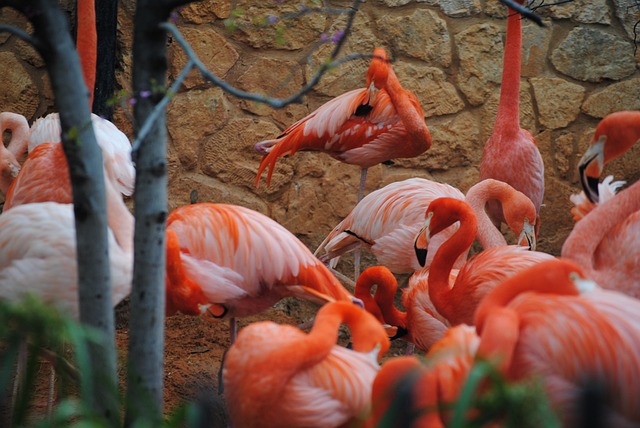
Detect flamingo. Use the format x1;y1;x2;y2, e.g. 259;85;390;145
315;178;537;278
479;0;544;232
0;112;30;195
2;0;135;210
561;111;640;298
366;325;479;428
222;301;390;428
474;259;640;426
569;175;625;221
164;203;361;342
412;198;553;327
254;48;432;202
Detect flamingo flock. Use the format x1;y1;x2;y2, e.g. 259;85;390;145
1;0;639;426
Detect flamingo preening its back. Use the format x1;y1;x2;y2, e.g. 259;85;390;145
222;301;390;428
254;48;432;201
479;0;544;232
164;203;360;341
0;112;30;194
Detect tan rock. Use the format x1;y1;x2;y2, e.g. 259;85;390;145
179;0;230;23
393;62;465;117
521;20;552;77
455;23;503;106
612;0;640;40
376;9;451;66
234;56;308;124
537;176;576;256
547;0;610;24
530;77;585;129
480;81;536;142
227;3;326;50
0;52;38;118
551;27;635;82
167;87;229;170
552;132;576;180
200;118;286;196
581;78;640;118
437;0;481;17
168;26;239;89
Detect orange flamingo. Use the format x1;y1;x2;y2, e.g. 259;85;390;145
474;259;640;426
165;203;361;341
367;325;479;428
569;175;625;221
479;0;544;232
0;112;30;195
222;301;390;428
316;178;537;276
413;198;553;327
561;111;640;298
254;48;431;201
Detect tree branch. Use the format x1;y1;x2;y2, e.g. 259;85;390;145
0;23;43;50
499;0;545;26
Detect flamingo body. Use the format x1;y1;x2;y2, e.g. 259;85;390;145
255;48;431;188
223;301;389;428
165;203;356;318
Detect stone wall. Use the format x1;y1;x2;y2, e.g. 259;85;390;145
1;0;639;260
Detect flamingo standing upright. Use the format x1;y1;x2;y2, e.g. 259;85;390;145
254;48;432;202
164;203;361;342
474;259;640;426
316;178;537;278
222;301;390;428
561;111;640;298
479;0;544;232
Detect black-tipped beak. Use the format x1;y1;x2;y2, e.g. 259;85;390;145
390;326;409;341
578;157;600;204
414;245;427;268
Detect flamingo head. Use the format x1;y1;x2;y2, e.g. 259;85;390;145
366;48;390;91
579;110;640;203
501;193;537;250
0;112;30;195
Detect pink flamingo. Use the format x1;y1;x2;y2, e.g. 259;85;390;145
254;48;431;201
475;259;640;426
561;111;640;298
222;301;390;428
164;203;361;341
316;178;537;277
0;113;29;195
479;0;544;232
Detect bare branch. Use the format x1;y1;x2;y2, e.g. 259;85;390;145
499;0;545;26
0;23;42;50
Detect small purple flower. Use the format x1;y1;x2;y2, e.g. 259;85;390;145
128;97;137;106
320;32;329;43
331;29;344;43
140;90;152;98
267;14;278;24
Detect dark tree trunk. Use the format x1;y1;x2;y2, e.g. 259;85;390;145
93;0;118;119
1;0;119;423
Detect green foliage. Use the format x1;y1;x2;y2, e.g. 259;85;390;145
0;296;211;427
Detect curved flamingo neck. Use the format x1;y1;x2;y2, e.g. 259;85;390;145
475;260;582;333
383;68;432;151
0;112;29;160
428;206;478;322
355;267;407;328
77;0;97;108
105;171;134;255
303;302;389;366
493;9;522;138
465;180;511;249
562;180;640;271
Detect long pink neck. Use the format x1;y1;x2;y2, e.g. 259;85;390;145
562;180;640;272
77;0;97;107
493;10;522;138
0;112;29;159
357;267;407;328
105;173;134;255
428;208;478;323
383;68;432;150
465;180;511;249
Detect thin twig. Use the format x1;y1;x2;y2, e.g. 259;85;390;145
0;23;43;50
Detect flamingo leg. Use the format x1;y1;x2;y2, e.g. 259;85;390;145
357;167;368;203
10;340;27;423
229;317;237;345
47;363;56;417
405;342;415;356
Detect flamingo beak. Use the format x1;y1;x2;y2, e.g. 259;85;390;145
578;138;605;204
414;213;433;267
351;296;365;309
569;272;599;294
367;81;378;105
517;219;536;251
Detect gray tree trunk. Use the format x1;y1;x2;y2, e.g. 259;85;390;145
125;0;191;423
1;0;119;423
